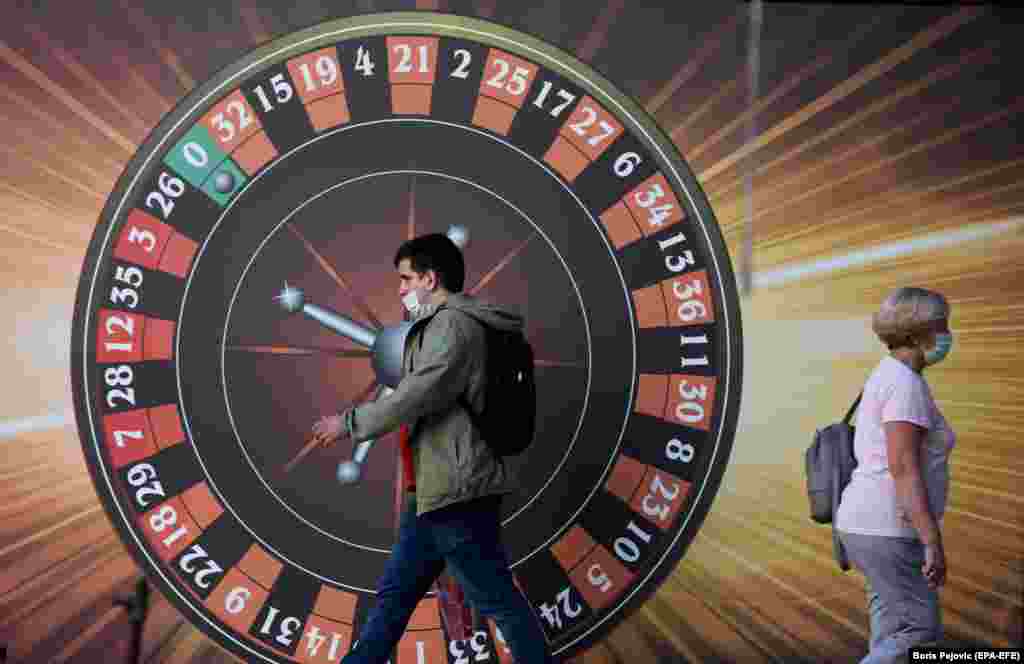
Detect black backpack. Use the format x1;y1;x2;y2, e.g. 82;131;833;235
455;313;536;457
805;393;861;571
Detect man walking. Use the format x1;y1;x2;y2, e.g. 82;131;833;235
311;232;553;664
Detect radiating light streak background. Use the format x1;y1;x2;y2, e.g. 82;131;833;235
1;2;1021;662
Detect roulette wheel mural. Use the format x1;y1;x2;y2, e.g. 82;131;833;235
70;12;743;663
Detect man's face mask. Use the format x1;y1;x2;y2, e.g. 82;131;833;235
401;288;426;318
401;271;436;320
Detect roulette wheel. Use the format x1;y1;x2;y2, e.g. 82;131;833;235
71;12;743;663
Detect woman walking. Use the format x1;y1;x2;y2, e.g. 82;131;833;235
836;287;956;663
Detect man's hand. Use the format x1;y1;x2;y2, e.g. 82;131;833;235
311;412;347;448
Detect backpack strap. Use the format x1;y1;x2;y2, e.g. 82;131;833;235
449;308;489;426
842;392;863;426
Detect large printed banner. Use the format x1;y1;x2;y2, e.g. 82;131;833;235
69;12;742;664
1;3;1021;663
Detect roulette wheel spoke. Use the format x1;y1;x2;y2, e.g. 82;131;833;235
281;379;377;475
286;223;385;330
467;234;534;296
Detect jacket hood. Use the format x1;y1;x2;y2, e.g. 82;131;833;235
442;293;523;333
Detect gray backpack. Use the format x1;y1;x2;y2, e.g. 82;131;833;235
805;394;861;571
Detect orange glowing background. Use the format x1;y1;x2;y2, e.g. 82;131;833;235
1;2;1022;662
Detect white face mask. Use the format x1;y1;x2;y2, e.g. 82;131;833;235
402;287;432;319
402;289;421;316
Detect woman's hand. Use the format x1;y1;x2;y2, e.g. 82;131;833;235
922;541;947;589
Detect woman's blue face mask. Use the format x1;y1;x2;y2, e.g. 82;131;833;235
924;333;953;366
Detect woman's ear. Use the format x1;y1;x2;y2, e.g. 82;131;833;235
913;329;935;352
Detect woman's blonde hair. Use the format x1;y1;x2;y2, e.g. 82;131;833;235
872;287;949;349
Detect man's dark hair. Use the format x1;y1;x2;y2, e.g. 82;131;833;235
393;233;465;293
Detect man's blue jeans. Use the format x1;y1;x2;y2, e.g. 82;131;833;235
342;493;554;664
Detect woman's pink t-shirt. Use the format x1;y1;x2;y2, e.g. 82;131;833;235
836;356;955;538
